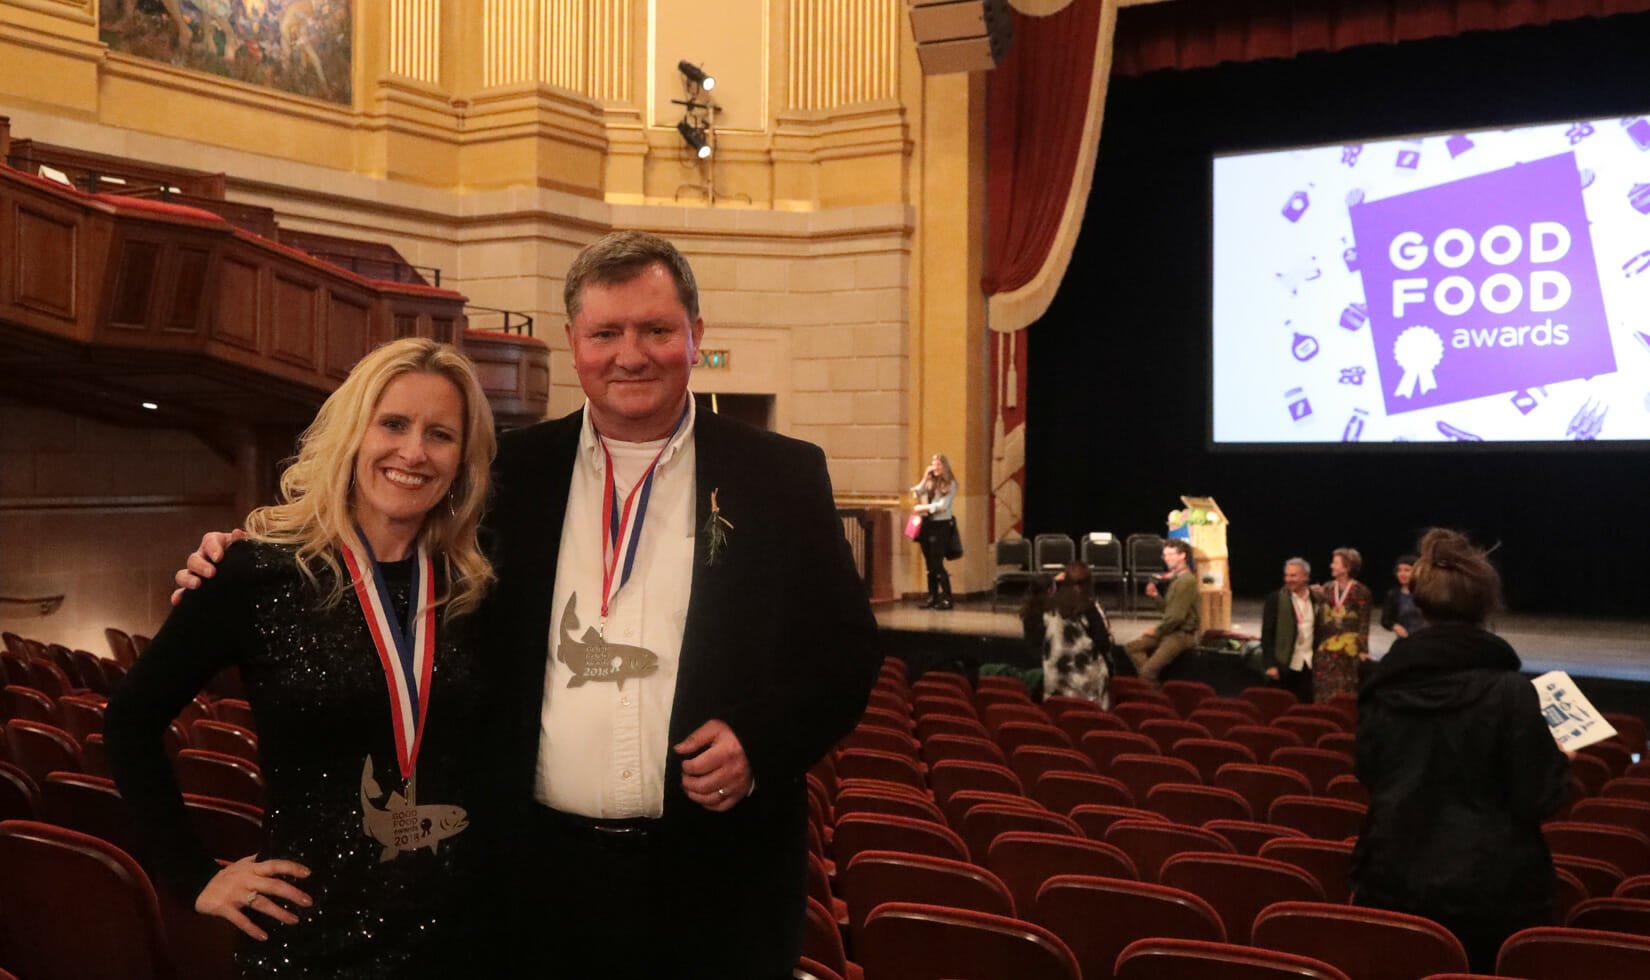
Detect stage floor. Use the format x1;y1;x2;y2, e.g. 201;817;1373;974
876;596;1650;684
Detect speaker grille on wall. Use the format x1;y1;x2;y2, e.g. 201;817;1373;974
909;0;1014;75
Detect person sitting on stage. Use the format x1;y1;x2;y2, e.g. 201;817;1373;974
1260;556;1321;704
1380;553;1425;638
1023;562;1115;708
1123;539;1200;687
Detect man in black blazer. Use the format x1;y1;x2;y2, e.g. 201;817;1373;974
481;231;879;977
1260;556;1321;704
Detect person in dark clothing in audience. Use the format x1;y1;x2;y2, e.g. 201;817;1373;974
1379;552;1425;638
1351;528;1571;973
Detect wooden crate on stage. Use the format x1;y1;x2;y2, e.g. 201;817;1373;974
1172;495;1232;631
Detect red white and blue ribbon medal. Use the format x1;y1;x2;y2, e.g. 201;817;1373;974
342;535;435;781
554;409;686;689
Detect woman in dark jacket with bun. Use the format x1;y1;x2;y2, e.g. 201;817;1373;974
1350;528;1570;973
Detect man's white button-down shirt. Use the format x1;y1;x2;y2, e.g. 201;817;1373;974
534;398;697;818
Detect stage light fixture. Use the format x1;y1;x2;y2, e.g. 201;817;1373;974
677;121;712;160
678;60;715;92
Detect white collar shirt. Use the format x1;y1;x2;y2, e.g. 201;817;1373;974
1289;589;1314;671
534;396;697;818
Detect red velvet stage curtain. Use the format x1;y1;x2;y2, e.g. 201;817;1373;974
1113;0;1650;76
980;0;1103;298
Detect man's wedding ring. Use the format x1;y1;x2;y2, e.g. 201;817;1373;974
716;787;728;798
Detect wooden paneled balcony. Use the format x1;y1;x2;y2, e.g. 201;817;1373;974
0;164;548;429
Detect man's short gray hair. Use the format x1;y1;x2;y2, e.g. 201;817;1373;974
1285;557;1312;578
564;230;700;322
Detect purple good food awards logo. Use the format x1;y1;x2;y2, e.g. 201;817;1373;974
1348;152;1615;415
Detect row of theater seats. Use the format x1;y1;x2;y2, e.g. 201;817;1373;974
791;659;1650;979
1;631;264;977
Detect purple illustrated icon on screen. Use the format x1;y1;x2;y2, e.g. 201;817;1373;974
1342;245;1360;271
1623;250;1650;278
1580;168;1596;190
1630;184;1650;214
1291;332;1320;362
1346;189;1365;207
1567;399;1607;439
1446;134;1475;158
1510;389;1541;415
1339;303;1369;332
1342;145;1363;167
1395;149;1421;170
1286;387;1313;422
1437;421;1483;442
1625;118;1650;151
1634;330;1650;354
1342;409;1369;442
1565;122;1595;146
1339;366;1366;386
1283;191;1310;222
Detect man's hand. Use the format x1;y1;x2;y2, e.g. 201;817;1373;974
170;529;246;605
1265;666;1280;680
1393;625;1409;638
1144;582;1159;599
674;719;752;813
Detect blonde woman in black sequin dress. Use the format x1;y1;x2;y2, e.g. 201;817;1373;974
108;338;496;979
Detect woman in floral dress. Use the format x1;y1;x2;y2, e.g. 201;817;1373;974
1314;547;1372;702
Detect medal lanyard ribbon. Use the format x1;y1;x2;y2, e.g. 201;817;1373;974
597;407;690;623
343;535;435;780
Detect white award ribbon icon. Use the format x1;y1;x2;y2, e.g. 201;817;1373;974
1393;325;1444;399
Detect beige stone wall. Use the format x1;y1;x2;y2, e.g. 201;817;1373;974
0;398;239;653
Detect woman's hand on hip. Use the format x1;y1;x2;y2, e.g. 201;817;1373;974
195;856;313;940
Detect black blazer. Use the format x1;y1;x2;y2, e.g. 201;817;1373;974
1260;586;1324;669
480;407;879;974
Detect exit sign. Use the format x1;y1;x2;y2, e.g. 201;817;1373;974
698;349;730;368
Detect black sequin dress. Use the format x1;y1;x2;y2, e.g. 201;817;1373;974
106;540;486;979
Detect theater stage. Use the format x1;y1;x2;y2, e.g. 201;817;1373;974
875;597;1650;727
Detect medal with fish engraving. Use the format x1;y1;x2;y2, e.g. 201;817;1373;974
343;536;467;858
565;410;687;689
558;592;659;687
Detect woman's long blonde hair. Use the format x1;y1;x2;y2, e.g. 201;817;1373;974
912;453;957;500
245;338;497;618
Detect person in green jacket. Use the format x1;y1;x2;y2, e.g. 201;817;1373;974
1123;539;1200;686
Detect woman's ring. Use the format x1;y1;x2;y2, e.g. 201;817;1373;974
246;890;260;908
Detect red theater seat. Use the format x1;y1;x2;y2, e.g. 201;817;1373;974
801;897;861;980
40;772;139;855
1010;745;1096;791
1269;747;1356;795
1105;819;1233;883
1145;783;1253;825
839;850;1014;932
1172;737;1257;783
1138;718;1212;754
1544;821;1650;877
928;759;1023;803
1214;763;1313;820
0;819;173;980
1226;725;1305;764
921;733;1007;768
986;831;1138;913
189;720;259;766
5;719;84;786
1239;687;1300;724
1496;926;1650;978
173;748;267;809
1070;804;1165;841
831;813;968;867
1258;837;1356;904
1032;875;1225;980
835;748;926;790
1161;680;1216;717
858;902;1080;980
1080;730;1160;774
960;803;1081;863
1565;896;1650;936
1033;770;1134;815
1252;901;1470;979
0;760;40;821
1203;819;1307;856
1268;795;1367;841
1160;852;1324;944
1115;937;1351;980
1110;753;1201;803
